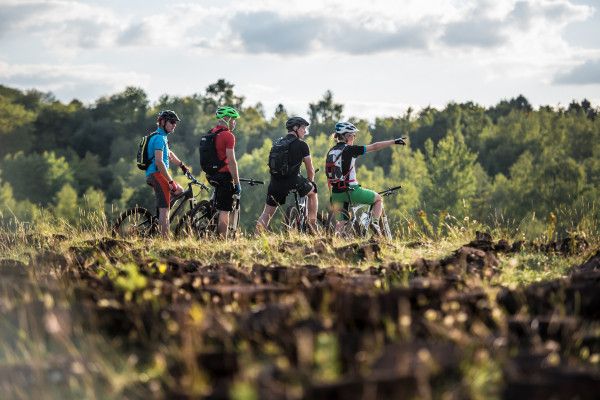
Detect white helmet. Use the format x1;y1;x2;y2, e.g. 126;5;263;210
335;121;359;135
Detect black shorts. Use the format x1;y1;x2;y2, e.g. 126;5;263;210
266;175;316;207
207;172;235;212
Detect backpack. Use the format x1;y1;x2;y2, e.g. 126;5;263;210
325;144;351;190
136;131;158;170
199;127;228;175
268;136;299;178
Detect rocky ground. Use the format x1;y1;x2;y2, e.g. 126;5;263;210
0;233;599;399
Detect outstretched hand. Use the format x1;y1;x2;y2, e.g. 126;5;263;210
394;137;407;145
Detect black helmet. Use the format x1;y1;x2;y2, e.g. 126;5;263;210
286;116;310;131
158;110;181;122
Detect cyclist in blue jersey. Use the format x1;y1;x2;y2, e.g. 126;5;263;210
146;110;189;238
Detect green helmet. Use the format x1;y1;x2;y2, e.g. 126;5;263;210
216;106;240;119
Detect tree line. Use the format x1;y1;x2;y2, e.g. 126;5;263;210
0;80;598;238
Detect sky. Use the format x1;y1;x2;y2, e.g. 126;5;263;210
0;0;599;120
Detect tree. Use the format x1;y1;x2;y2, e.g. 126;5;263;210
308;90;343;136
201;79;245;113
422;131;479;217
1;151;73;205
54;183;78;223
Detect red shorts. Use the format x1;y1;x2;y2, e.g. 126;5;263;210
146;172;170;209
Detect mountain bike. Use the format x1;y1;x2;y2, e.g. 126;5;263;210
175;178;264;238
336;185;402;240
283;187;311;233
283;170;328;233
112;172;209;238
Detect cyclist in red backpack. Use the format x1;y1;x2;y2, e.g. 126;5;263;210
201;106;241;238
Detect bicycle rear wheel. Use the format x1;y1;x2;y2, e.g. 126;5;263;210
175;200;217;238
112;207;156;238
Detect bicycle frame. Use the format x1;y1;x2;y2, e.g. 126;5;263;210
186;177;263;236
164;173;210;223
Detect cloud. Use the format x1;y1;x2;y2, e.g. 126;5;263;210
229;11;433;55
441;19;507;48
0;61;149;102
232;11;321;54
553;59;600;84
0;0;595;58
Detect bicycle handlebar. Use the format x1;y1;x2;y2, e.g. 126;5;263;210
378;185;402;196
185;171;210;191
240;178;264;186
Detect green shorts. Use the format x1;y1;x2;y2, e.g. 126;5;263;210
330;185;377;221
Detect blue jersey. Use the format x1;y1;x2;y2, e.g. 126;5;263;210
145;127;169;176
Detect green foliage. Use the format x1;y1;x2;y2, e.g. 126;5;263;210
423;131;479;217
1;151;73;205
54;183;79;223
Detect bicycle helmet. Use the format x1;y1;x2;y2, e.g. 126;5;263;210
158;110;181;122
335;121;358;134
216;106;240;119
286;116;310;131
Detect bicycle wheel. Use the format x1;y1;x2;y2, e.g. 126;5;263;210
284;206;305;233
317;209;336;236
112;207;156;238
175;200;217;238
379;213;393;240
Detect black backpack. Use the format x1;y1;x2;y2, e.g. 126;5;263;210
199;127;227;175
136;131;158;170
268;135;299;178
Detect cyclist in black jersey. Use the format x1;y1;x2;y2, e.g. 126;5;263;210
256;117;318;234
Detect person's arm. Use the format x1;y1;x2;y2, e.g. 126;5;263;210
365;140;395;152
304;156;315;181
225;148;240;184
155;150;173;182
169;150;189;173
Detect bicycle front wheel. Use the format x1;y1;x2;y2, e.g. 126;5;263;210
379;213;393;240
175;200;217;238
284;206;305;233
112;207;156;238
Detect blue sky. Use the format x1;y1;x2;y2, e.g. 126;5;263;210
1;0;599;120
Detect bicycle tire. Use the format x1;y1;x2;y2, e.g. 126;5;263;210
284;206;305;233
317;209;335;236
379;213;393;240
112;207;156;238
175;200;217;238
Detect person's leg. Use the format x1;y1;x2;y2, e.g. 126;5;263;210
306;190;319;233
148;173;171;239
212;175;235;239
371;193;383;220
255;204;278;233
158;207;169;239
256;181;285;233
330;192;349;236
217;211;229;238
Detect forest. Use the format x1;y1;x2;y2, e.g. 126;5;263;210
0;79;598;238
